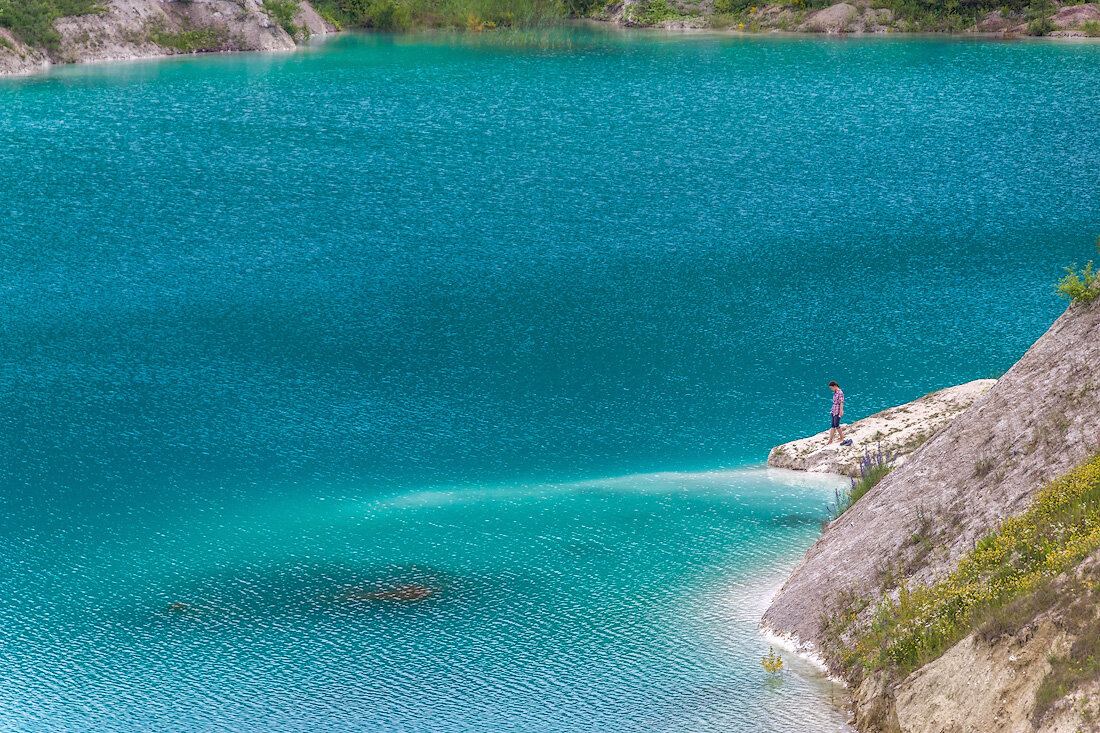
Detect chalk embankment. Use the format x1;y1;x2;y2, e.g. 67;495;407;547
762;298;1100;732
0;0;335;77
766;379;997;477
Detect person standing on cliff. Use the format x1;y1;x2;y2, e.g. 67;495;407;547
827;381;851;446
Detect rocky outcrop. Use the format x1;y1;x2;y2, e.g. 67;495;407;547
0;0;336;76
798;3;893;33
846;549;1100;732
762;298;1100;730
767;380;996;477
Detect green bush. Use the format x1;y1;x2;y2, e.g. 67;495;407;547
263;0;306;38
828;447;895;520
313;0;562;29
629;0;681;24
365;0;413;30
713;0;754;15
147;21;230;52
1056;236;1100;305
1025;0;1054;35
1081;19;1100;36
0;0;103;49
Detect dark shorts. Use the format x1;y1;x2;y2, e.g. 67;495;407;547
831;413;841;429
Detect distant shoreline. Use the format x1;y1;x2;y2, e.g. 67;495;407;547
4;1;1100;79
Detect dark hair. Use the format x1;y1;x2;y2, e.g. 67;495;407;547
829;381;839;388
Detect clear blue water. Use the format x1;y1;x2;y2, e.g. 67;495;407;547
2;27;1099;731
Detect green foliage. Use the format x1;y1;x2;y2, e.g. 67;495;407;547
628;0;682;24
313;0;562;30
828;447;894;520
1057;238;1100;305
1025;0;1054;35
263;0;307;39
147;21;230;52
1081;19;1100;36
713;0;754;14
0;0;103;49
867;0;1032;33
761;646;785;674
1034;611;1100;723
839;454;1100;678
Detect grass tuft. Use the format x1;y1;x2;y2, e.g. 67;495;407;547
827;445;895;520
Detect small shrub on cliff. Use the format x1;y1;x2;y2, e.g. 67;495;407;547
1056;235;1100;305
628;0;682;25
827;445;894;520
263;0;307;39
147;21;230;53
713;0;754;15
1033;609;1100;724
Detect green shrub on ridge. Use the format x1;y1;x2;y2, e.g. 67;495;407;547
0;0;103;49
1056;236;1100;306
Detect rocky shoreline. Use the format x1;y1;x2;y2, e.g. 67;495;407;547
0;0;336;77
597;0;1100;36
767;379;997;477
3;0;1100;79
762;298;1100;732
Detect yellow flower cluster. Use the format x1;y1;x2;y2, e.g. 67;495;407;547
850;454;1100;674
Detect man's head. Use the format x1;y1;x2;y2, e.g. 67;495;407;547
829;381;840;391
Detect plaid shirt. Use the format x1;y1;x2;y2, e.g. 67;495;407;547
831;389;844;416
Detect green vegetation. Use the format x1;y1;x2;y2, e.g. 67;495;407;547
312;0;565;31
973;455;994;477
761;646;786;674
1034;605;1100;723
1057;237;1100;305
1082;19;1100;36
1025;0;1054;35
828;447;894;520
627;0;689;24
147;21;230;53
263;0;307;38
0;0;103;49
829;454;1100;679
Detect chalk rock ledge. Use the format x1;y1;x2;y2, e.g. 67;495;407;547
766;379;997;476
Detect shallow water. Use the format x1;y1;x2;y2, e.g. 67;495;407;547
2;28;1099;731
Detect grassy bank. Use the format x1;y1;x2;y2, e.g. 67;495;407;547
823;454;1100;688
311;0;569;30
311;0;1099;33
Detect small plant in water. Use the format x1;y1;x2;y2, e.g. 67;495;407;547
761;646;785;675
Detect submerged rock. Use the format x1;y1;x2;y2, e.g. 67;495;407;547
336;583;439;603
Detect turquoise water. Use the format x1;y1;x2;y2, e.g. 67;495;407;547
2;28;1099;731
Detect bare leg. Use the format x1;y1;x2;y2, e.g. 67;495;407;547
827;428;836;444
837;425;846;441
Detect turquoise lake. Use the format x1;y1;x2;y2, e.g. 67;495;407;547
2;28;1099;731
